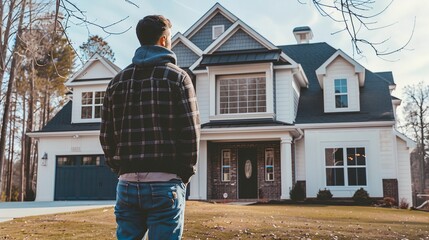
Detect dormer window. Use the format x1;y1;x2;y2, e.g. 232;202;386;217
334;79;348;108
81;91;105;119
212;25;225;40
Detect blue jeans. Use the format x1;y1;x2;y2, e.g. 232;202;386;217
114;179;186;240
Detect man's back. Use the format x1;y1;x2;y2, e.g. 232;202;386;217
99;15;200;239
100;60;200;182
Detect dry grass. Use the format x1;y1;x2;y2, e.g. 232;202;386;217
0;201;428;239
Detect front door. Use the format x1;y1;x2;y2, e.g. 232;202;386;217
238;148;258;199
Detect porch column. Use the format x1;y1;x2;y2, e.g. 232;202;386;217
189;140;207;200
280;136;293;199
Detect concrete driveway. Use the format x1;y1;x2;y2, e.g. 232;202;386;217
0;200;115;223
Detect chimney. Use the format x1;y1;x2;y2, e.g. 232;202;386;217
293;26;313;44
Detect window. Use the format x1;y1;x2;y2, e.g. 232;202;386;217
221;149;231;182
212;25;224;40
57;156;75;166
217;74;266;114
325;147;367;186
265;148;274;181
57;155;104;166
334;79;348;108
81;91;105;119
82;156;101;166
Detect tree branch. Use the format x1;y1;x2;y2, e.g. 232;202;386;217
299;0;415;58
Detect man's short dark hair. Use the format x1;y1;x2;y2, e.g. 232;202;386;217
136;15;172;46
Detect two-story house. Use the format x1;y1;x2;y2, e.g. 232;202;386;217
29;3;415;204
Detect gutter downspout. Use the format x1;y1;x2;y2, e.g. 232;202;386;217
293;128;304;143
292;128;304;185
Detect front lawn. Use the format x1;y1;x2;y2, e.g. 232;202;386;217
0;201;428;239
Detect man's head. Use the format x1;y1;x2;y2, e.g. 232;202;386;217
136;15;172;49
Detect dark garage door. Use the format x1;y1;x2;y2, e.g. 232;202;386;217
55;155;118;200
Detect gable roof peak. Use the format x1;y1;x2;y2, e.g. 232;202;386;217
315;49;365;88
65;53;120;87
183;3;238;38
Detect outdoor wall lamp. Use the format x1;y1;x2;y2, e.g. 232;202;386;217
41;152;48;166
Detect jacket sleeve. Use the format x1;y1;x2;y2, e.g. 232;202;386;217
99;89;120;175
176;73;201;184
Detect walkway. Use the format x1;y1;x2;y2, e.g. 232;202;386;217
0;200;115;223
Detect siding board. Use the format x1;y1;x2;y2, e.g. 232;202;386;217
190;12;234;50
172;42;200;67
275;69;293;123
324;57;360;112
216;29;265;52
196;74;210;124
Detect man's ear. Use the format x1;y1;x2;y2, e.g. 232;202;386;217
158;35;167;47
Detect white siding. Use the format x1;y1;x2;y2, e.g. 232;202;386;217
72;85;108;124
275;69;294;123
292;79;300;121
379;129;397;178
35;134;103;201
324;57;360;113
304;128;383;198
189;140;208;200
396;136;413;205
195;73;210;124
294;138;306;180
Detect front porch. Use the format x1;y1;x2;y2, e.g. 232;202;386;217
189;127;298;201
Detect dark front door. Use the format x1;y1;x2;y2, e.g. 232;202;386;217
238;148;258;199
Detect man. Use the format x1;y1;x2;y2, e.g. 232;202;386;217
100;15;200;240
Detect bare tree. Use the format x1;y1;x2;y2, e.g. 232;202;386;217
0;0;75;200
79;35;115;62
402;82;429;193
14;10;75;201
55;0;131;64
0;0;27;197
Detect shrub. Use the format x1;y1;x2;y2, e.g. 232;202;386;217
399;198;409;209
352;188;371;205
317;188;333;201
290;183;306;201
381;197;397;207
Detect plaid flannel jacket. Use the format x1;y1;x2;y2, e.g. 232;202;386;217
99;62;200;183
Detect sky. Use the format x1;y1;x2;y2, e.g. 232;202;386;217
66;0;428;104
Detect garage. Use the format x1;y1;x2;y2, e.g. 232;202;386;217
54;155;118;200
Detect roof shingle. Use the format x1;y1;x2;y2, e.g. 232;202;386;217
279;42;395;124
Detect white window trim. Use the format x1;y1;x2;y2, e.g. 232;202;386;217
324;75;360;113
208;63;274;121
212;25;225;40
221;149;231;182
265;148;275;181
334;78;348;109
80;91;104;121
216;73;267;115
324;146;368;187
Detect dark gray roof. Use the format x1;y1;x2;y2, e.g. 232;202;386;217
279;42;395;124
36;101;100;132
200;49;287;66
375;71;395;85
39;43;396;133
